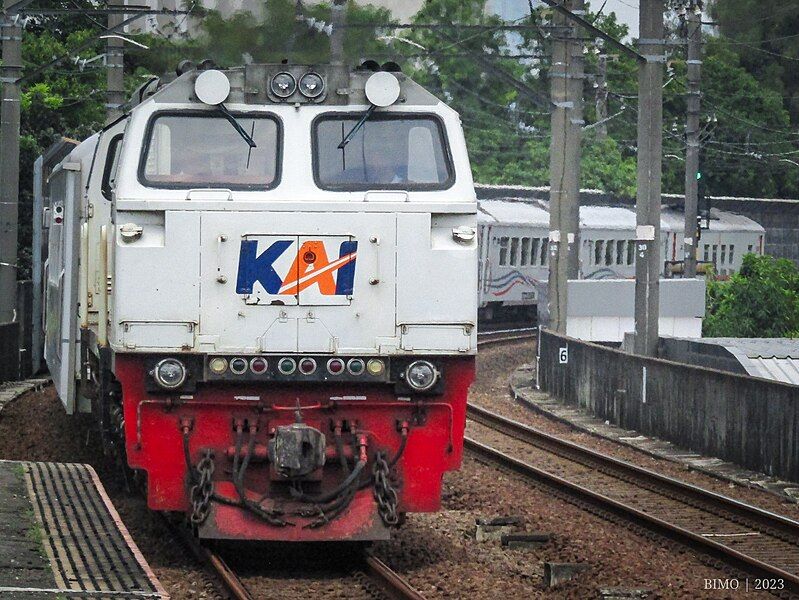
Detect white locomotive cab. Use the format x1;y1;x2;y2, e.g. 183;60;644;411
103;67;477;357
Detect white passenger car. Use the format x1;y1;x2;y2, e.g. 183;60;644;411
477;197;764;321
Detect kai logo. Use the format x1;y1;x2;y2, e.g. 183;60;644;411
236;238;357;297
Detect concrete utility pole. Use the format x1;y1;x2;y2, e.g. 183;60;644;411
633;0;665;356
547;0;584;333
330;0;346;66
595;51;608;141
0;0;22;325
106;0;125;122
682;3;702;278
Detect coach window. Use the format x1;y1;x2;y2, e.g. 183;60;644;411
509;237;520;266
314;114;452;190
140;113;280;189
498;237;509;266
540;239;548;266
531;238;541;266
594;240;604;266
616;240;625;265
604;240;614;266
626;240;635;265
521;237;531;265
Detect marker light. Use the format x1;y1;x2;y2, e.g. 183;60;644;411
209;357;228;375
249;357;268;374
405;360;438;391
327;358;345;375
270;72;296;98
299;72;324;98
347;358;365;375
299;358;317;375
153;358;187;389
278;357;297;375
366;359;385;377
229;357;248;375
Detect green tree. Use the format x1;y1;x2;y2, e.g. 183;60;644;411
704;254;799;338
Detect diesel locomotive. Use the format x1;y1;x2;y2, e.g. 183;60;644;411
40;62;478;541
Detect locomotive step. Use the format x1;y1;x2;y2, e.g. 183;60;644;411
0;460;166;599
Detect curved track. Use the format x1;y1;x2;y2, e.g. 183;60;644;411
465;403;799;598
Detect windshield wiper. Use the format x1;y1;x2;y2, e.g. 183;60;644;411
338;105;376;150
218;103;257;149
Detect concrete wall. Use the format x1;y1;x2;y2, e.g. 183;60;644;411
538;329;799;482
475;184;799;264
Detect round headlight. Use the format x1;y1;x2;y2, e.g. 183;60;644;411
299;72;324;98
208;357;228;375
405;360;438;391
270;72;296;98
153;358;187;389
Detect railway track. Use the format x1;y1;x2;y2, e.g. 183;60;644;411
476;326;538;347
465;403;799;597
169;517;426;600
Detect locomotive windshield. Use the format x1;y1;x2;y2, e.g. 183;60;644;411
314;114;452;190
140;113;280;188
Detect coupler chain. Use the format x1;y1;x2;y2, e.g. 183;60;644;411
372;452;399;527
190;450;215;525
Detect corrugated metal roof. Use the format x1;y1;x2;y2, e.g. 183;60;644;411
701;338;799;385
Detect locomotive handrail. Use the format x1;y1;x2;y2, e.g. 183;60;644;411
185;188;234;202
98;225;108;347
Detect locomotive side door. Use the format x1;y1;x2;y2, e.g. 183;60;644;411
43;163;82;413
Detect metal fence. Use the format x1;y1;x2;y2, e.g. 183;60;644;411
538;329;799;482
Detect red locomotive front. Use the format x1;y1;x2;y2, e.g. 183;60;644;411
43;64;478;541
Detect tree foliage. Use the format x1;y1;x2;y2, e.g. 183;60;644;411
11;0;799;279
704;254;799;338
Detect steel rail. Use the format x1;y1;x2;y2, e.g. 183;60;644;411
476;327;538;348
363;553;428;600
163;517;253;600
465;404;799;597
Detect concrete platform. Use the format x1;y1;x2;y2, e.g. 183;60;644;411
512;365;799;503
0;460;167;599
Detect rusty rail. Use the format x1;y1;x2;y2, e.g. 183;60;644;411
363;553;428;600
477;327;537;348
466;403;799;598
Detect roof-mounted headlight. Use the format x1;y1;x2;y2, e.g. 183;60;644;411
271;72;297;98
152;358;187;390
299;72;324;98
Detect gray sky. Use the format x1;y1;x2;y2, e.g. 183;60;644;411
591;0;639;39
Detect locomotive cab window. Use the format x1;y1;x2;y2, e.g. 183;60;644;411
139;112;280;189
313;114;453;190
101;134;123;200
